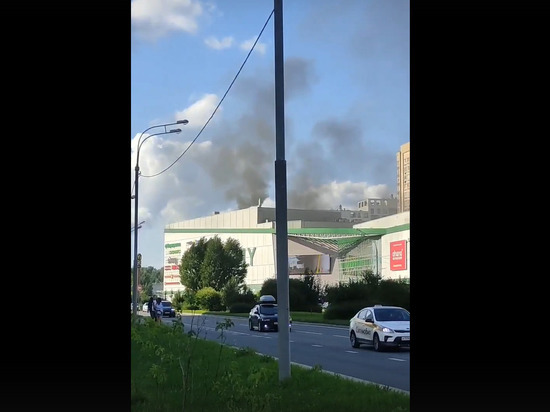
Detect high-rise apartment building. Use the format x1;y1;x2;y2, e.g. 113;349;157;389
357;196;398;220
396;142;410;213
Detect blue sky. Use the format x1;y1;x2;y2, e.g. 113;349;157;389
131;0;410;270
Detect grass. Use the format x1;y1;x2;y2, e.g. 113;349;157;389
182;309;350;326
131;314;409;412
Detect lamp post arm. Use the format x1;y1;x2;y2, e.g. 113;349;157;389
132;122;186;316
136;121;184;154
135;120;187;170
136;130;180;170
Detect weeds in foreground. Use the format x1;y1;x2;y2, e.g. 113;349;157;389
214;318;234;380
131;316;410;412
150;316;236;411
212;361;280;412
174;315;206;412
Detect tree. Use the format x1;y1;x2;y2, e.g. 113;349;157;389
222;237;247;285
131;265;162;298
259;274;321;311
179;236;248;292
172;290;185;311
360;269;382;287
138;266;163;296
221;276;255;309
301;269;325;303
201;236;225;290
259;278;277;298
179;237;208;292
293;269;324;311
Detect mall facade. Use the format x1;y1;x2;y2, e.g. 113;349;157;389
163;206;410;294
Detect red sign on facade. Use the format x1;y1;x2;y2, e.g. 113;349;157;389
390;240;407;271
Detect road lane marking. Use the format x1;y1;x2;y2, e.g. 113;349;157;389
297;331;322;335
292;324;348;331
334;334;348;338
345;350;359;353
311;344;323;347
388;357;407;362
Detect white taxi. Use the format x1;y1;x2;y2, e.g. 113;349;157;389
349;305;410;351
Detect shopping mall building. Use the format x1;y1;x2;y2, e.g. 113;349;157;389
163;206;410;294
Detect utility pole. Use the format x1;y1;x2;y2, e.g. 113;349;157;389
274;0;291;381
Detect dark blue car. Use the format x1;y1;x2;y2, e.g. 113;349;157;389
160;300;176;318
248;295;291;332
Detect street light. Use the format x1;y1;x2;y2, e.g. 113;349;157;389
132;120;188;316
274;0;290;380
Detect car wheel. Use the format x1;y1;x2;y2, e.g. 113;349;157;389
373;334;384;352
350;331;360;348
258;321;263;331
249;320;254;331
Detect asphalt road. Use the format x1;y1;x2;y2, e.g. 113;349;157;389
155;313;410;394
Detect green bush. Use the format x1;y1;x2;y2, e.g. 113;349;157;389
239;290;256;306
221;279;241;309
259;278;277;298
221;279;257;310
182;288;197;308
325;279;371;304
304;304;323;313
377;279;410;311
259;273;322;311
228;302;253;313
196;287;224;311
289;277;319;311
183;302;200;310
323;300;365;320
246;269;410;318
172;290;186;311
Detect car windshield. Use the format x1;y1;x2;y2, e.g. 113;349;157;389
162;302;171;307
374;308;409;322
259;305;277;315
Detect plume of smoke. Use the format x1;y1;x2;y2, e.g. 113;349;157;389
185;57;396;212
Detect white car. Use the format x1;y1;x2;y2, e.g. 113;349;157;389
142;302;149;312
349;305;410;351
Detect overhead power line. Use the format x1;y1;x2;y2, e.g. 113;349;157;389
141;9;275;179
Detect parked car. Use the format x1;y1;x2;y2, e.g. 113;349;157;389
142;302;149;312
159;300;176;318
248;295;292;332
